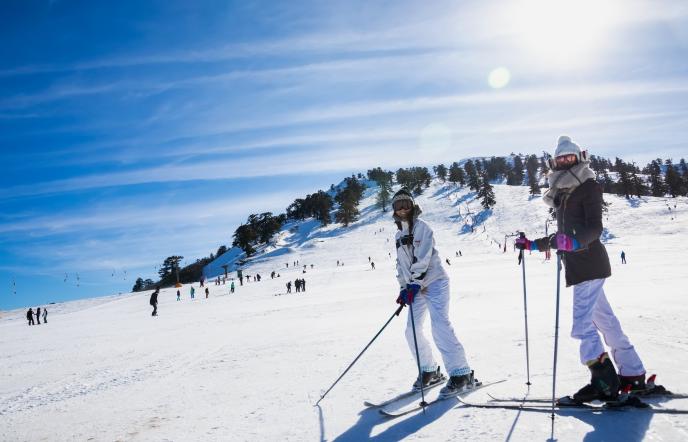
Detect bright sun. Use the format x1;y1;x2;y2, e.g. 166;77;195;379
507;0;618;67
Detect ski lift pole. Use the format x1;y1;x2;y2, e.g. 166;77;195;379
315;305;404;406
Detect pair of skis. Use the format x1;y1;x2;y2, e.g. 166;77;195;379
365;379;506;417
457;385;688;415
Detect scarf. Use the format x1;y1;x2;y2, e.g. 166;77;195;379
543;162;596;207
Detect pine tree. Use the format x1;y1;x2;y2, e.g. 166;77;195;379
507;156;524;185
615;158;632;199
435;164;448;182
665;160;682;197
158;256;183;283
313;191;334;225
477;174;496;209
680;159;688;196
464;160;480;191
376;179;392;212
233;224;257;256
448;162;465;186
335;177;366;226
630;171;648;198
528;173;540;195
600;170;613;194
647;159;665;196
132;277;145;292
525;155;540;195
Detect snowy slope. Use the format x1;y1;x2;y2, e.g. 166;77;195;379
2;181;687;441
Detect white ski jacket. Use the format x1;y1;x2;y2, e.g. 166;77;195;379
395;208;448;291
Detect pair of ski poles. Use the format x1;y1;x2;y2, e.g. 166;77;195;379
314;302;432;408
316;241;433;409
514;231;563;418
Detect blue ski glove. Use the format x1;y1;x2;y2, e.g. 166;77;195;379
396;283;421;305
396;288;408;306
405;283;421;303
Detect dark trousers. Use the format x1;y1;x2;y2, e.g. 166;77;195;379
151;303;158;316
28;318;34;326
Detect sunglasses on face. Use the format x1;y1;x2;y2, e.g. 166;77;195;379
554;154;578;169
393;200;413;211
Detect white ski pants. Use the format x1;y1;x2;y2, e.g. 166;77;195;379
572;278;645;376
405;278;470;376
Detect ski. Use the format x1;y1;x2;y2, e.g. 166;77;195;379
364;375;446;408
457;397;688;415
488;392;688;404
487;381;686;404
379;379;506;418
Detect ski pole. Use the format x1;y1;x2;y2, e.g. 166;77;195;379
409;302;428;409
551;252;562;419
407;239;427;409
315;304;404;406
519;232;531;387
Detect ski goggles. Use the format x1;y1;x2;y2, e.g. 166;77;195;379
553;153;578;170
393;199;413;211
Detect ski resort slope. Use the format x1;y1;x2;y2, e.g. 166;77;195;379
1;180;687;441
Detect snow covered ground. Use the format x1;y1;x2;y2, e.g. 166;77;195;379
2;181;687;441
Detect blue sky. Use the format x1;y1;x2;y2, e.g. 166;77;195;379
1;0;687;310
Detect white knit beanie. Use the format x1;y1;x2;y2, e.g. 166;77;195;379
554;135;581;160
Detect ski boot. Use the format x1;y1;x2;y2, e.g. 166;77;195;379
412;367;445;391
568;353;620;404
620;374;671;397
439;369;476;398
619;373;645;393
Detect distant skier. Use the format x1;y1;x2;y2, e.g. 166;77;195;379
286;281;292;293
26;308;34;326
371;261;375;270
230;281;235;294
190;286;195;299
391;188;473;397
295;279;301;293
445;258;451;266
301;279;306;292
205;287;210;299
621;251;626;264
150;287;160;316
516;135;649;402
36;307;41;325
42;307;48;324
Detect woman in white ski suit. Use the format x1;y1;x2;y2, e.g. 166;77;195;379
392;188;472;394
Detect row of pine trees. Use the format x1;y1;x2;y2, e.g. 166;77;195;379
134;154;688;291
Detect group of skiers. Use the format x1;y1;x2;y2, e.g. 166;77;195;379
26;307;48;325
286;278;307;293
393;135;651;402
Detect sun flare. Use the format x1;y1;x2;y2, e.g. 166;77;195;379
507;0;618;67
